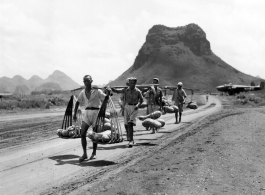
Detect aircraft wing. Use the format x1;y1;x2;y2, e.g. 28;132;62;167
231;85;255;90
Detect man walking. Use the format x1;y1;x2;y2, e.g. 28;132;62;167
172;82;187;124
144;78;163;115
73;75;111;162
111;77;143;147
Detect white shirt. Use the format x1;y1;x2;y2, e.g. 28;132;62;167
77;88;106;108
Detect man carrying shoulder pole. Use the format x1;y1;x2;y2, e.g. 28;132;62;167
172;82;187;124
111;77;143;147
144;78;164;115
73;75;111;162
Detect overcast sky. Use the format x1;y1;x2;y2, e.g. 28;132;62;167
0;0;264;85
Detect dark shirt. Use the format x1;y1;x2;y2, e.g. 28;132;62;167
124;87;144;105
145;86;163;105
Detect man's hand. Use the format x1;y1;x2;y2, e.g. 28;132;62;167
134;105;139;110
105;86;112;95
73;114;77;122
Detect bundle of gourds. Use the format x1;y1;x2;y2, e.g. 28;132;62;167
57;125;81;138
87;95;123;144
138;111;166;132
87;130;112;143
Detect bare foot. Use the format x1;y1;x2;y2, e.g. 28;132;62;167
79;154;88;162
89;154;97;160
128;141;133;148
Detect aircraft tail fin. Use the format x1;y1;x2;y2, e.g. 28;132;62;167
260;82;265;90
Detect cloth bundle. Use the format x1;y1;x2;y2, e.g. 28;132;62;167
163;105;178;113
186;101;198;109
138;111;162;121
140;111;166;131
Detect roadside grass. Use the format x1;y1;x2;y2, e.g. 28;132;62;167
0;92;207;115
0;94;70;112
232;92;265;107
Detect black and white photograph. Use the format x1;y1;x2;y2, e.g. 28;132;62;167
1;0;265;194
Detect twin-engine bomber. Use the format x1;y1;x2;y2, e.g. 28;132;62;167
216;82;265;95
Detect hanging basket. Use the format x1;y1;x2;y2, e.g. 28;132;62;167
88;94;123;144
57;95;82;139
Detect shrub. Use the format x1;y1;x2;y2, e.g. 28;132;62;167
234;93;265;106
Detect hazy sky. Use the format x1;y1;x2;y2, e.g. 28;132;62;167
1;0;264;85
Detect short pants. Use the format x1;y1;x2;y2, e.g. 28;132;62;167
174;101;184;112
82;110;99;128
124;104;139;126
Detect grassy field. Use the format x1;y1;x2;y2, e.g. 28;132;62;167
0;92;208;116
0;93;71;114
233;92;265;107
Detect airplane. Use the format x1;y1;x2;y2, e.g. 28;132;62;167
216;82;265;95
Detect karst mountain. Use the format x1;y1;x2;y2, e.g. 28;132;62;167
110;23;264;92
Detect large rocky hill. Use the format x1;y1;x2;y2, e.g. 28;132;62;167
110;24;264;92
0;70;80;93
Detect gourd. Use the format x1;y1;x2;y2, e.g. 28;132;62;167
156;118;165;127
138;111;162;121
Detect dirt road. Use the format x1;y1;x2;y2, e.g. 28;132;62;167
86;105;265;195
0;95;221;195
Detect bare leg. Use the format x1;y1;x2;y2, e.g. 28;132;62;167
124;124;129;140
174;111;179;124
127;123;134;147
88;127;98;160
79;121;90;161
92;143;97;155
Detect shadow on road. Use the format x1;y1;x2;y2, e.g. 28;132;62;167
80;160;117;167
137;138;158;141
134;142;157;146
90;144;126;150
49;155;117;167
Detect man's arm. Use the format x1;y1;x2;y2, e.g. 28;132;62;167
73;101;80;121
73;92;83;121
183;89;187;103
172;90;176;101
135;90;144;110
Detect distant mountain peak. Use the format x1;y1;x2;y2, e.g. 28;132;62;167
51;70;67;76
29;75;42;80
0;70;80;93
13;75;26;80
